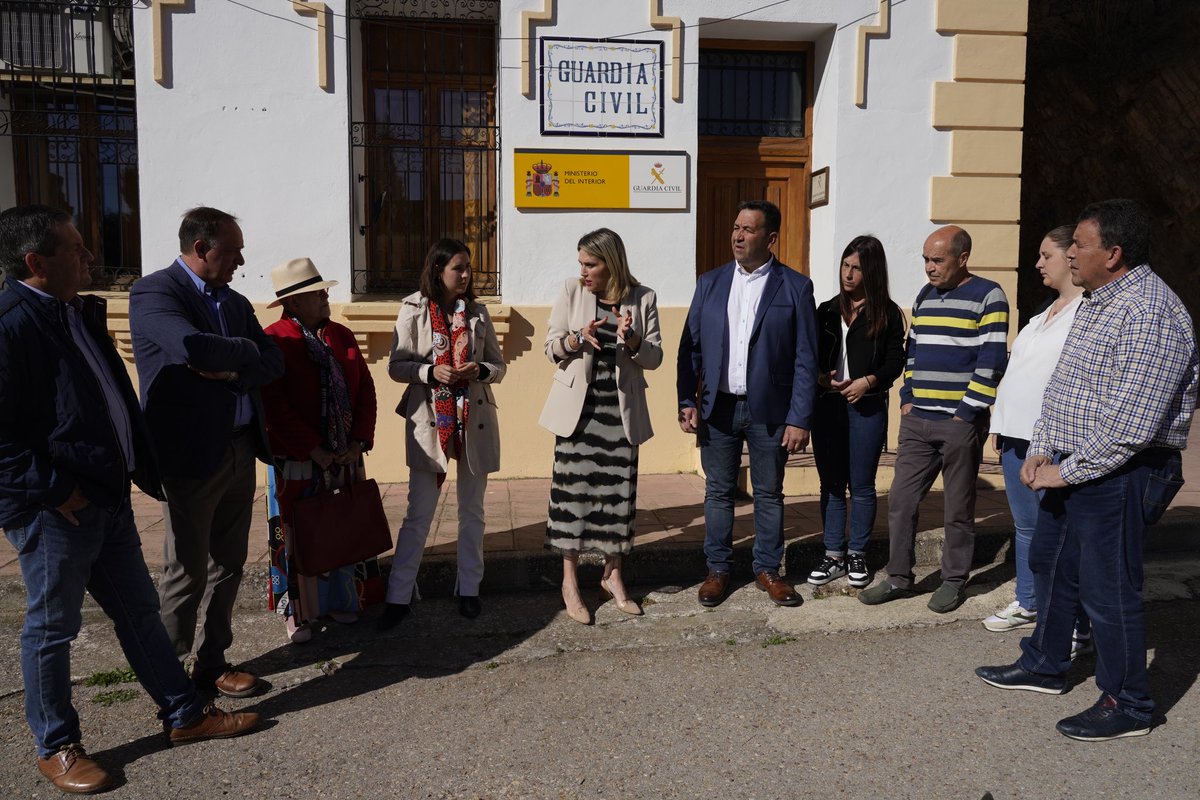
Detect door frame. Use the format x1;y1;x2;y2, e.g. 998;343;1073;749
696;39;815;274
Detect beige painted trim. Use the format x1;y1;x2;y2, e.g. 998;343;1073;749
152;0;189;85
103;298;512;364
930;0;1028;305
932;81;1024;129
521;0;555;98
950;130;1022;176
952;33;1027;83
936;0;1029;35
854;0;890;108
649;0;682;102
292;2;331;90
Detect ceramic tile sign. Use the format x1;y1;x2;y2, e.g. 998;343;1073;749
515;150;687;210
540;37;664;137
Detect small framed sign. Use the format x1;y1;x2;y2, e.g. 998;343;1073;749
541;37;664;137
809;166;829;208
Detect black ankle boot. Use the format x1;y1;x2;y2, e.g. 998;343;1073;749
377;602;410;631
458;595;482;619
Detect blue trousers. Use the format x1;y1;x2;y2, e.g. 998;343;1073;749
700;393;788;575
812;392;887;555
999;438;1039;610
1019;450;1184;721
4;497;205;756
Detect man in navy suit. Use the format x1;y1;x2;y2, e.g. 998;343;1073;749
129;207;283;698
678;200;819;607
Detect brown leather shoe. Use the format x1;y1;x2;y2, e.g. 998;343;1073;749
196;665;260;698
698;571;730;607
168;703;261;745
756;571;802;607
37;743;111;794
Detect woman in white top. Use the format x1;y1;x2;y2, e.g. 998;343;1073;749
983;225;1087;644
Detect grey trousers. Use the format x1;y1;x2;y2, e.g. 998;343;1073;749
159;433;257;674
885;412;987;589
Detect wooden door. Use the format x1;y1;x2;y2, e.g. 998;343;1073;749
696;40;813;276
696;151;808;274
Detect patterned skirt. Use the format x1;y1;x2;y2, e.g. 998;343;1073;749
545;336;638;556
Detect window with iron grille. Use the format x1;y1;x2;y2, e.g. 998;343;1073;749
0;0;139;290
350;14;499;296
698;48;807;138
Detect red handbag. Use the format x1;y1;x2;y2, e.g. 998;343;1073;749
291;478;393;576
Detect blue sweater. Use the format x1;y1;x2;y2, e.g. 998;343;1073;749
899;276;1009;421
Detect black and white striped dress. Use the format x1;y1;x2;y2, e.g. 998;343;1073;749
545;302;638;556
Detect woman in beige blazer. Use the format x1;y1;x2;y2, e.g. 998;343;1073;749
539;228;662;624
379;238;505;630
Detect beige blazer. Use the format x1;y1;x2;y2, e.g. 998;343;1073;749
538;279;663;445
390;292;506;475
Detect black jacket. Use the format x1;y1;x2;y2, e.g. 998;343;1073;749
815;296;907;395
0;281;164;528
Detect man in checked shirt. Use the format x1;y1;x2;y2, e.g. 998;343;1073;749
976;199;1198;741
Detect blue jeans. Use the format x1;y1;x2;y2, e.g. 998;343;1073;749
700;393;788;575
4;498;205;756
999;438;1039;610
812;393;887;555
1019;449;1184;721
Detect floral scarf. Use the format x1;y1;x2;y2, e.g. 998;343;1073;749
293;315;354;462
429;298;470;484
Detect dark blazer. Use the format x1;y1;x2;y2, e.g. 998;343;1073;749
0;281;164;528
677;259;819;429
129;261;284;480
816;297;907;394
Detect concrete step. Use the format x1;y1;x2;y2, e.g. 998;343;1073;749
737;451;1006;496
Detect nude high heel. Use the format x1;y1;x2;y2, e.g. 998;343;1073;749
600;577;643;616
561;586;592;625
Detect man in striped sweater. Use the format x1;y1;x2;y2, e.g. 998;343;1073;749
860;225;1009;612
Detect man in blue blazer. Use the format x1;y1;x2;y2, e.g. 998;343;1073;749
678;200;818;607
130;207;283;698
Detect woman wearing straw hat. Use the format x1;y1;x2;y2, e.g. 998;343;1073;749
378;238;506;630
260;258;378;644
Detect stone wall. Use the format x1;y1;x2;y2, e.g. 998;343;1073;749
1020;0;1199;325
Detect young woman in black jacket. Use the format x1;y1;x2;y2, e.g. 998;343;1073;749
807;235;906;589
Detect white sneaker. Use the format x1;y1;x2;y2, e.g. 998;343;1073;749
982;600;1037;632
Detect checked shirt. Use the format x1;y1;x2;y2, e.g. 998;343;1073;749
1029;264;1198;484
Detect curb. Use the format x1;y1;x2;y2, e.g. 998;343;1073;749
2;515;1196;612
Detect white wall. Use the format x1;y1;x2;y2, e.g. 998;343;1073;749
499;0;694;305
132;0;353;302
499;0;953;308
127;0;951;309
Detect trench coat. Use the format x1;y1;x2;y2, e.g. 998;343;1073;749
390;292;506;475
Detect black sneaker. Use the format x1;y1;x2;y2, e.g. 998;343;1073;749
807;555;847;586
1056;694;1151;741
846;553;871;588
975;663;1065;694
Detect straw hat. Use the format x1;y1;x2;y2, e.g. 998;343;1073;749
267;257;338;307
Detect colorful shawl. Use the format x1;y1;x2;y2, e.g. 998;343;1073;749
293;316;354;462
429;298;470;484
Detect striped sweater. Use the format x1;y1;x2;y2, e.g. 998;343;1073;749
899;276;1009;421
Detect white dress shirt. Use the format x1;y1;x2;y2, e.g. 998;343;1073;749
720;257;773;395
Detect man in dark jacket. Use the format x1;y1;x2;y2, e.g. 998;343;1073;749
129;207;283;698
0;206;259;795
